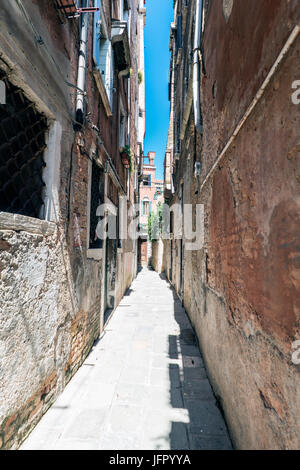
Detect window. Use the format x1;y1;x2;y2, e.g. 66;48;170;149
93;1;101;64
170;211;174;234
168;68;172;101
122;0;129;23
0;68;48;219
119;0;129;21
93;4;114;107
176;116;181;155
176;15;182;50
89;160;104;249
135;97;138;131
142;174;151;186
111;0;117;18
142;199;150;216
99;38;114;107
120;114;125;148
119;99;126;148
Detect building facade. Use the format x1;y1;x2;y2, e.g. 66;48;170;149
139;151;164;265
164;0;300;449
0;0;145;449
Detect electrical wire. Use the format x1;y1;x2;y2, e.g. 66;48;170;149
15;0;87;96
11;0;120;175
13;0;91;130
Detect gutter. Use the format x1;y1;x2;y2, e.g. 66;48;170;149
193;0;203;133
75;0;89;128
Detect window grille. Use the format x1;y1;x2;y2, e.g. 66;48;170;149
0;69;48;219
89;160;104;249
53;0;79;20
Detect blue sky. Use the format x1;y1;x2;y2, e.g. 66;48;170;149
144;0;173;181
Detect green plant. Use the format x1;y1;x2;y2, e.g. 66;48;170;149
138;70;143;85
129;152;134;173
121;146;134;173
148;202;162;241
121;145;131;156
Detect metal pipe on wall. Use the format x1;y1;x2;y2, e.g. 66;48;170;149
75;0;89;127
193;0;203;133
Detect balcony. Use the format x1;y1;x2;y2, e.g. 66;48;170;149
111;20;131;74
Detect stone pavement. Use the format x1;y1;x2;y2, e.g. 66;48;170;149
21;268;232;450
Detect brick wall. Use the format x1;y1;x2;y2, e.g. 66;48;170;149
165;0;300;449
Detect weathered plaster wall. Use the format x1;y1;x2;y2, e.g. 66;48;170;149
151;239;164;273
0;214;102;449
0;0;102;449
166;0;300;450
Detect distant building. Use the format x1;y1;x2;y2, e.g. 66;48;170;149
139;151;164;265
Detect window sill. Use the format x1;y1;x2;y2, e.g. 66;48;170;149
87;248;103;260
0;212;56;236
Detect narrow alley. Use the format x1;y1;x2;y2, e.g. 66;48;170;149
1;0;299;453
21;269;232;451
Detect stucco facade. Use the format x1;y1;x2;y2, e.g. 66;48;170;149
164;0;300;449
0;0;145;449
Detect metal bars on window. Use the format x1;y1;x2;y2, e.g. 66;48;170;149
0;69;48;218
52;0;78;21
89;160;104;249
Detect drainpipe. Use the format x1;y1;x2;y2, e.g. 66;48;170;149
75;0;89;128
193;0;203;133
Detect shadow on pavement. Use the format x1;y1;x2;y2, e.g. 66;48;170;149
158;272;233;450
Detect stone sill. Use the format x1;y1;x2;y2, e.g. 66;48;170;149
87;248;103;260
0;212;56;236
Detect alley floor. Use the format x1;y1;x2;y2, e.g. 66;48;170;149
21;268;232;450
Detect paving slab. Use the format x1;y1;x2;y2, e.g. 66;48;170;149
21;268;232;450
